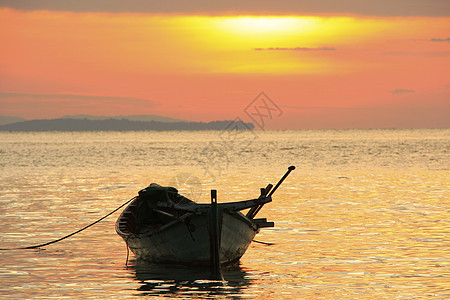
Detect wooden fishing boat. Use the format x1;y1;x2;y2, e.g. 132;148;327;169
116;166;295;267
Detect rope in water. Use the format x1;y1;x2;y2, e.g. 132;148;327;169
0;196;136;251
252;239;275;246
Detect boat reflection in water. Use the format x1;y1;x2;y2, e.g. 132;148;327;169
129;259;252;298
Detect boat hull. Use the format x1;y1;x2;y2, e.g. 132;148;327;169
121;211;258;266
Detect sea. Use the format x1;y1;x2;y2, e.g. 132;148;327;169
0;129;449;299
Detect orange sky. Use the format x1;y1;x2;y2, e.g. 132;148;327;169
0;8;449;129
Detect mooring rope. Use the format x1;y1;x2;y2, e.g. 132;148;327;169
0;196;136;251
253;239;275;246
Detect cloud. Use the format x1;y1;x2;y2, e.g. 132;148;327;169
254;47;336;51
391;89;415;95
0;0;449;17
429;38;450;42
383;50;450;57
0;92;160;118
0;92;159;107
281;105;347;110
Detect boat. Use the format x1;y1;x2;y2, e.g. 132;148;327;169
116;166;295;267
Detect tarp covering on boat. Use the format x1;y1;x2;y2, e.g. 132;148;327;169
136;183;192;226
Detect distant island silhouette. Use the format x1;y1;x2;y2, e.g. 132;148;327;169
0;117;254;131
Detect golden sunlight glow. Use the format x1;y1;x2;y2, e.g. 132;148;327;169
171;16;346;74
2;9;449;78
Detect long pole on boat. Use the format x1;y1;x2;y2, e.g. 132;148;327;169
267;165;296;197
247;166;295;219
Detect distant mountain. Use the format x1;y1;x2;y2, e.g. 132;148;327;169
0;116;26;126
0;118;254;131
61;114;188;123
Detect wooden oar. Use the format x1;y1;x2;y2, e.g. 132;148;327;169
153;208;185;223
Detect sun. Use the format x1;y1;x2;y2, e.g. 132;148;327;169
213;16;319;36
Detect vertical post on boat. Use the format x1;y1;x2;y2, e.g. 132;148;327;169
209;189;221;278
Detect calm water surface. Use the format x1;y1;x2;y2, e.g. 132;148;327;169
0;130;449;299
